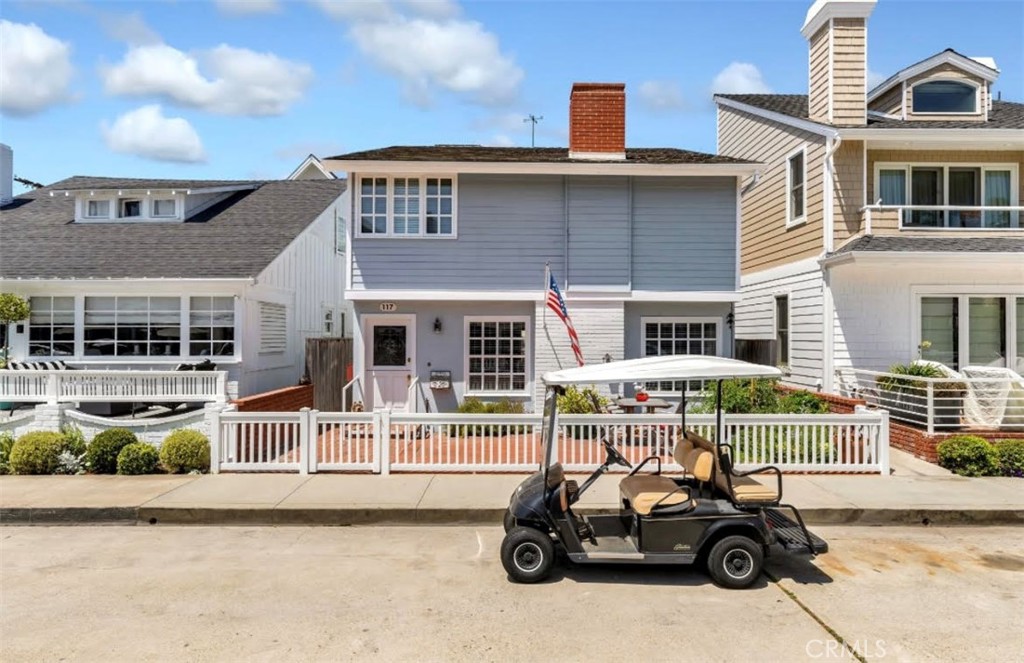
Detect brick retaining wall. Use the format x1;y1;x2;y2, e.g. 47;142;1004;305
233;385;314;412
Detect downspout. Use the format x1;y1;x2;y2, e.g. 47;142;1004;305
823;135;842;254
821;136;842;394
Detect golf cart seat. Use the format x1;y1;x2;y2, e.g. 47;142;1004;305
619;440;713;515
684;432;781;505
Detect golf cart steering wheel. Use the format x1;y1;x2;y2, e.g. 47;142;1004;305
601;436;632;468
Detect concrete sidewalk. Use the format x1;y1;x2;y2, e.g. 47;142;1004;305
2;449;1022;526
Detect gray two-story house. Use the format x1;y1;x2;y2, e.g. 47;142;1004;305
323;83;758;412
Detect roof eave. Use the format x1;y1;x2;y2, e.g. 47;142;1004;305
867;50;1000;102
714;96;838;138
321;159;761;177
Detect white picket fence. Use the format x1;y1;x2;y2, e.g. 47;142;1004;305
211;409;890;475
0;369;228;405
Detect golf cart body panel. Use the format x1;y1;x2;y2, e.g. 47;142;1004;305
501;355;827;588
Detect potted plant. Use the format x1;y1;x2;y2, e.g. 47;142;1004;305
0;294;31;412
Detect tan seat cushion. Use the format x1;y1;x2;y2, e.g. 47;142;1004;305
684;448;714;482
715;473;779;503
619;474;690;515
672;439;694;466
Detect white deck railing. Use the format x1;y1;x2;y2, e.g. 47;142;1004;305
0;369;228;405
839;368;1024;433
209;409;890;475
862;204;1023;233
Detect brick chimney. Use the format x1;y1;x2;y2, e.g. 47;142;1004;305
568;83;626;160
801;0;876;125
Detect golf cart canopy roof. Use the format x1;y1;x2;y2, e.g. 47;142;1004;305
542;356;783;386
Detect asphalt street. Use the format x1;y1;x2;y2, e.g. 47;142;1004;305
1;524;1022;662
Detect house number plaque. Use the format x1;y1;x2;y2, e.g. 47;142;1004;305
379;302;398;312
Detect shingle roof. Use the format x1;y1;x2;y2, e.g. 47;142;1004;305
717;94;1024;130
0;177;347;280
328;145;754;165
831;235;1024;256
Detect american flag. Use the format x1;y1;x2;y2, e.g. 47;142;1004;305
547;272;584;366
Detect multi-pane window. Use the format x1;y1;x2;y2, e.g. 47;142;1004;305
876;164;1017;228
775;295;789;367
787;149;805;224
642;318;718;393
83;296;181;357
28;297;75;357
920;295;1023;370
912;80;977;114
189;297;235;357
360;177;388;234
357;176;456;237
466;319;528;393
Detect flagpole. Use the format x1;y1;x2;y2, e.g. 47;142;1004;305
542;262;549;328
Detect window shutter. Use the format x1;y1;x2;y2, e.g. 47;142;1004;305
259;303;287;354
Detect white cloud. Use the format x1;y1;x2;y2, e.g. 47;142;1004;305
0;20;74;116
637;80;687;113
101;105;206;163
99;11;161;46
316;1;522;108
488;133;515;147
348;16;522;106
215;0;281;15
867;69;887;91
102;43;313;116
710;62;772;94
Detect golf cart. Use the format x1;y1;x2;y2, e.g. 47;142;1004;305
500;356;828;589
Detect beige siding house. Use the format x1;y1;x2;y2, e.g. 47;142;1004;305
715;0;1024;405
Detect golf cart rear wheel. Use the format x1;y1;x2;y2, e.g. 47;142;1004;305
707;535;763;589
501;526;555;584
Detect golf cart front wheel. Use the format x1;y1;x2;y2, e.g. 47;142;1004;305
707;535;764;589
503;509;515;533
501;526;555;584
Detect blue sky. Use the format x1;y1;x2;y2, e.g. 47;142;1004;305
2;0;1021;190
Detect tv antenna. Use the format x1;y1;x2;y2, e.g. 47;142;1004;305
523;114;543;147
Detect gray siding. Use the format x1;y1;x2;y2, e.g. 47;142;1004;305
631;177;736;291
568;176;629;287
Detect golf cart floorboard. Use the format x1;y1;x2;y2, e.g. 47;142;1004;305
581;534;638;555
765;508;828;554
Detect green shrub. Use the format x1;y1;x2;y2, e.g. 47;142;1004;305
694;378;828;416
160;429;210;474
556;385;608;414
117;443;160;475
60;424;87;457
777;390;830;415
451;398;527;435
876;362;966;394
9;431;67;475
0;431;15;474
994;439;1024;478
936;435;1000;477
86;428;139;474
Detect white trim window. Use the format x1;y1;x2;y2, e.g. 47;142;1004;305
119;198;143;219
83;296;182;357
28;296;75;357
775;295;790;367
465;317;529;395
152;198;177;217
875;162;1018;228
911;79;979;115
85;199;111;219
785;146;807;227
357;175;457;238
642;317;720;394
77;193;184;223
918;294;1022;371
189;296;235;357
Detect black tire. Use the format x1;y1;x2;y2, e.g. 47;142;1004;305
503;509;515;533
706;535;764;589
501;526;555;584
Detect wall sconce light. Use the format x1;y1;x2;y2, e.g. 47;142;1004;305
433;317;443;334
603;353;612;363
726;311;735;330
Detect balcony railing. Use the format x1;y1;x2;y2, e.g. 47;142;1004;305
862;205;1023;233
0;369;228;406
838;368;1024;433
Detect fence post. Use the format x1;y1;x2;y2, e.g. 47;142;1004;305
925;382;935;435
307;409;319;474
46;372;60;405
298;407;311;475
209;407;222;474
379;409;391;476
878;410;890;477
215;372;227;404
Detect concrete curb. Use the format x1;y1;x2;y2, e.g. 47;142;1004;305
4;506;1023;527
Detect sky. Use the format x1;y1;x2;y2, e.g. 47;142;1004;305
1;0;1022;191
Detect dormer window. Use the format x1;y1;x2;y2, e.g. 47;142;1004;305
86;200;111;219
912;80;978;114
152;198;177;217
120;199;142;218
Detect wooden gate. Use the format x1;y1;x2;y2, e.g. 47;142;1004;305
304;337;352;412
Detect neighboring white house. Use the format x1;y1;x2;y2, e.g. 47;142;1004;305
0;173;349;398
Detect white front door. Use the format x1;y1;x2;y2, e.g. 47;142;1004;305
364;315;415;411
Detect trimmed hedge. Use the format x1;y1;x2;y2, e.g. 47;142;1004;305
994;439;1024;478
9;431;67;475
86;428;139;474
117;443;161;475
936;435;1000;477
0;431;15;474
160;429;210;474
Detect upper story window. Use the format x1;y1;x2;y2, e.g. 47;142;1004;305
120;199;142;218
85;200;111;219
152;198;177;217
76;193;184;223
876;163;1017;228
358;175;457;238
786;147;806;227
912;80;978;114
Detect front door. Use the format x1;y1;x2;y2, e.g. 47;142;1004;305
364;315;415;411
